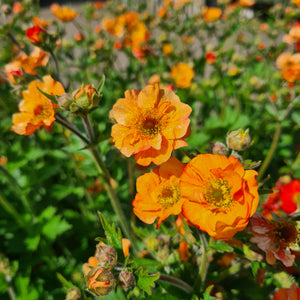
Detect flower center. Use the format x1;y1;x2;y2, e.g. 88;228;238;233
34;104;44;116
273;220;299;247
204;179;233;208
139;112;161;137
157;183;180;209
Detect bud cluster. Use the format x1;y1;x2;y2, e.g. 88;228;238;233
83;241;135;297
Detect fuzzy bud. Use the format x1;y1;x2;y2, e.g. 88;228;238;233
226;128;251;151
210;142;228;156
86;268;115;297
95;244;116;267
66;287;81;300
57;94;72;110
119;269;135;290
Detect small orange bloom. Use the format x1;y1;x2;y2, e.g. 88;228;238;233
281;65;300;82
250;213;299;267
11;75;65;135
0;156;8;166
133;157;186;227
12;2;24;14
32;16;51;28
205;52;217;64
50;3;78;22
170;62;195;89
110;84;191;166
94;1;104;9
26;25;46;44
203;7;222;22
180;154;259;239
272;283;300;300
239;0;255;7
162;44;173;57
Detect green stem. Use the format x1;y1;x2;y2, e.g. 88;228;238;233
0;166;32;213
0;194;29;231
159;274;194;294
81;115;138;255
257;122;281;182
48;48;61;82
199;230;209;283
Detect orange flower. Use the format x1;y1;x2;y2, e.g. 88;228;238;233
50;3;78;22
276;53;300;82
170;62;194;89
26;25;46;44
5;48;49;83
239;0;255;7
32;16;51;28
203;7;222;22
132;157;186;228
283;24;300;45
180;154;259;239
102;16;125;37
162;44;173;57
250;213;299;267
11;75;65;135
110;84;191;166
12;2;24;14
292;0;300;7
272;283;300;300
205;52;217;64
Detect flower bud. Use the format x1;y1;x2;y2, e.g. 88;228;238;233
119;269;135;290
226;128;251;151
57;94;72;110
66;287;81;300
72;84;99;112
86;268;115;296
210;142;228;156
95;243;116;267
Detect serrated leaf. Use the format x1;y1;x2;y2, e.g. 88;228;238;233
135;268;160;295
98;212;122;251
208;242;233;253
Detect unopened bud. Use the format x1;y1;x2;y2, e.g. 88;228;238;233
72;84;99;111
226;128;251;151
95;244;116;267
119;269;135;290
66;287;81;300
210;142;228;156
57;94;72;110
86;268;115;296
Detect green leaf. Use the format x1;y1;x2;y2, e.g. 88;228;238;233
250;261;261;277
42;215;72;240
208;242;233;253
203;285;214;300
97;74;106;95
24;235;40;251
36;86;58;103
56;273;75;289
135;268;160;295
98;212;123;251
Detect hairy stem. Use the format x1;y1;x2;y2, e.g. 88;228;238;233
81;115;138;255
159;274;194;294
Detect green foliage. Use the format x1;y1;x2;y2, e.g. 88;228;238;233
135;268;160;296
